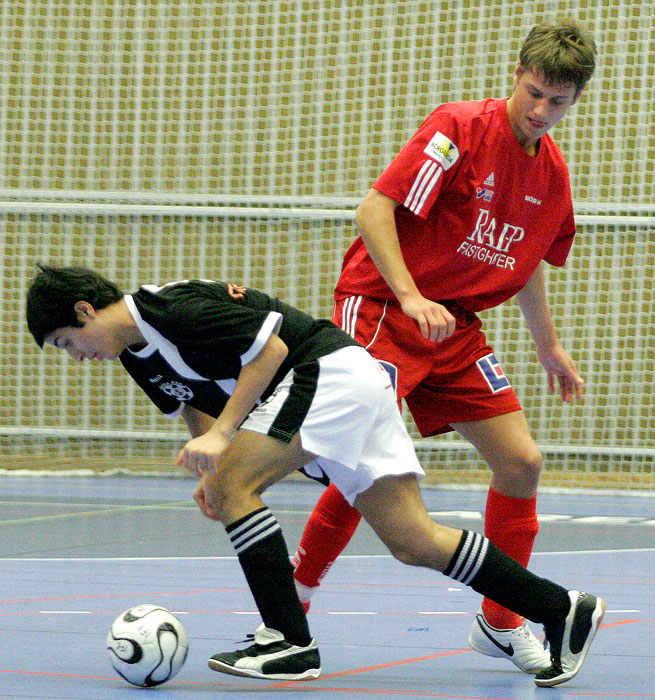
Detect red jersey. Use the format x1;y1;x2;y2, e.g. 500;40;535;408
336;98;576;312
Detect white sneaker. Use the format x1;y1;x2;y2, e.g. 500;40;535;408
208;624;321;681
469;610;551;673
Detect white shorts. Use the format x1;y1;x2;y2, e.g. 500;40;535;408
241;346;424;504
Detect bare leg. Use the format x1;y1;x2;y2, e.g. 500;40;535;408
453;411;541;628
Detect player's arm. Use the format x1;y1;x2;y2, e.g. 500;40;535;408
516;263;584;403
176;333;289;475
356;188;455;342
181;404;216;438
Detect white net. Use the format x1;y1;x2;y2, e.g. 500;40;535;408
1;0;654;489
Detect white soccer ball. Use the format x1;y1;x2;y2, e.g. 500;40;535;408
107;604;189;687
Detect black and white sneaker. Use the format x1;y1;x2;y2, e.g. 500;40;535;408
208;624;321;681
468;610;551;672
535;590;606;687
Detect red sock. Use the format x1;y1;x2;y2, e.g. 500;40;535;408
481;487;539;629
293;483;362;589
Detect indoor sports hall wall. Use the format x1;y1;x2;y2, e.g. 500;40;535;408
0;0;653;489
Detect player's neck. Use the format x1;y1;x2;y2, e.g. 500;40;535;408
108;298;146;350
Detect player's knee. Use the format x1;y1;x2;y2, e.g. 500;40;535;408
203;469;252;521
517;446;543;482
388;544;420;566
384;535;434;568
498;446;543;485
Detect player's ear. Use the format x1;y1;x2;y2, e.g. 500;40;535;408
512;62;522;88
571;85;586;105
74;300;95;322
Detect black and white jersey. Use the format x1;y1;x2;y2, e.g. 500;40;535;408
119;279;359;418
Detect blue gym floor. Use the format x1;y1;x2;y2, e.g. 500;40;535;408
1;474;654;699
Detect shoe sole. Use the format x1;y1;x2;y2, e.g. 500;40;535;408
208;657;321;681
535;596;606;688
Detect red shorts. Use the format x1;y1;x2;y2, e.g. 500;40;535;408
333;295;522;437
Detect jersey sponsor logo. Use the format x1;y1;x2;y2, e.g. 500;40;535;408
483;172;495;187
476;353;511;394
525;195;542;205
456;208;524;270
476;187;493;202
467;208;525;253
423;131;459;171
159;380;194;401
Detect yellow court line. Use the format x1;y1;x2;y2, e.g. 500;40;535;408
0;500;195;526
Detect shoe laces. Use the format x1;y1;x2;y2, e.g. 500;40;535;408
516;620;548;650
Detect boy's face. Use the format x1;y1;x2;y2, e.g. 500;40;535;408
45;302;123;362
507;65;580;148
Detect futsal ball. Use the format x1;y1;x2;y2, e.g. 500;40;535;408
107;604;189;687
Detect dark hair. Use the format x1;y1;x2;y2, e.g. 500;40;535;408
518;19;597;95
26;264;124;348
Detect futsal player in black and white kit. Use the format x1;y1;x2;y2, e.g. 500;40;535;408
26;264;605;688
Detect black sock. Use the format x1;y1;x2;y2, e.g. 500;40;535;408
226;506;311;647
444;529;570;624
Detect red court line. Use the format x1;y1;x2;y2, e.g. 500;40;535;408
599;619;643;629
0;669;115;681
268;618;643;689
272;688;535;699
0;669;537;699
317;648;473;680
0;619;644;698
566;695;655;698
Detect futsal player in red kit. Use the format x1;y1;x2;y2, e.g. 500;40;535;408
292;19;597;673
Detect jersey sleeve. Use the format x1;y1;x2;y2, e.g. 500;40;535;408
543;208;576;266
119;355;183;417
133;284;283;376
176;297;282;367
373;108;466;219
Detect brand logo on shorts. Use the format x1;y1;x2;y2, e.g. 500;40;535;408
476;353;511;394
376;360;398;396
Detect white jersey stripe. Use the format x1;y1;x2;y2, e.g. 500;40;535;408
406;160;442;214
414;167;443;215
404;160;436;211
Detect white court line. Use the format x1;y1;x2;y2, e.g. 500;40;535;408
327;611;377;615
40;610;92;614
1;547;655;563
418;611;468;615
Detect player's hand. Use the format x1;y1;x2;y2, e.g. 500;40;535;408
192;473;220;521
537;344;584;403
400;295;456;342
176;431;231;476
